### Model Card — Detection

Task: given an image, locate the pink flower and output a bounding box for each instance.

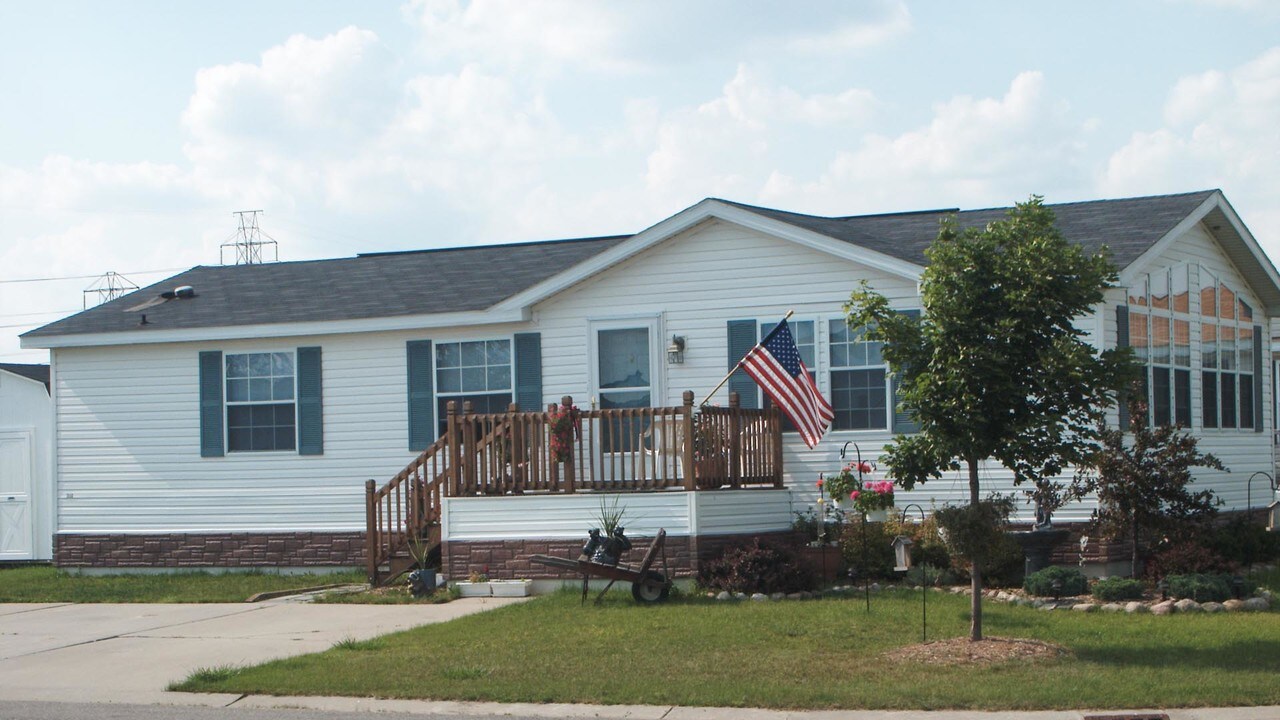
[816,479,824,489]
[850,490,860,500]
[857,461,873,475]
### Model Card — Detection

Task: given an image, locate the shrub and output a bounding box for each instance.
[1145,541,1233,580]
[1166,573,1232,603]
[982,532,1028,589]
[1210,517,1280,567]
[1092,577,1146,601]
[697,539,817,594]
[1024,566,1088,597]
[839,519,897,580]
[933,496,1016,570]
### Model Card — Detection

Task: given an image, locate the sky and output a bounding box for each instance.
[3,0,1280,362]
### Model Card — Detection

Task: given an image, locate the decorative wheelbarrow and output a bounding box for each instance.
[531,528,673,604]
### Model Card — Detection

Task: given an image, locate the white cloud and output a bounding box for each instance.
[1101,46,1280,248]
[756,71,1095,214]
[783,1,911,54]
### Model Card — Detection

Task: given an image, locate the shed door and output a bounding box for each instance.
[0,431,33,560]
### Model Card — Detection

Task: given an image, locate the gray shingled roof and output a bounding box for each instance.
[23,191,1218,339]
[23,235,630,338]
[721,190,1217,268]
[0,362,50,391]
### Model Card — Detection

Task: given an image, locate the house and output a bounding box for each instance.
[0,363,53,562]
[19,190,1280,579]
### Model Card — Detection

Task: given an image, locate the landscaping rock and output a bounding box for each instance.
[996,591,1014,602]
[786,592,803,600]
[1223,599,1245,612]
[769,592,785,601]
[1202,601,1225,613]
[750,593,767,602]
[1124,601,1145,614]
[1150,601,1175,616]
[1174,599,1201,613]
[1243,597,1270,612]
[1038,602,1058,611]
[1072,603,1097,612]
[1101,603,1124,613]
[733,592,747,600]
[800,591,813,599]
[870,583,881,592]
[716,591,731,601]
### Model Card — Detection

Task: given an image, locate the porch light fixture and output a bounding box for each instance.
[666,335,686,364]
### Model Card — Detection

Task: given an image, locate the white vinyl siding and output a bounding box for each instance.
[48,216,1275,538]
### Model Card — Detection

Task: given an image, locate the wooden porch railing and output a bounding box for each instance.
[365,390,783,582]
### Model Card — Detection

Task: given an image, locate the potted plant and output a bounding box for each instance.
[489,578,533,597]
[823,461,895,521]
[404,535,437,597]
[583,496,632,566]
[455,569,492,597]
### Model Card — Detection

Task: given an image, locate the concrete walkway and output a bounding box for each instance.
[0,597,524,705]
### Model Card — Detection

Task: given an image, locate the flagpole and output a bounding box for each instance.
[697,309,794,407]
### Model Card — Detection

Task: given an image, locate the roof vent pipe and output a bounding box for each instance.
[174,286,195,298]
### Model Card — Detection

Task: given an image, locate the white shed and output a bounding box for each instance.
[0,363,53,561]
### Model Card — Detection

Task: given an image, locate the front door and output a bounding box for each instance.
[589,318,660,480]
[0,431,33,560]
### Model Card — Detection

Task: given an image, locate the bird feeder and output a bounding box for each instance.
[891,535,914,573]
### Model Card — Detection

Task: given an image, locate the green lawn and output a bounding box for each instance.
[173,588,1280,710]
[0,565,366,603]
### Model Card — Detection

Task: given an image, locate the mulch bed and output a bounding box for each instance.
[884,636,1069,666]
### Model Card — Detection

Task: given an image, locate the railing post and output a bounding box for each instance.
[365,479,378,584]
[508,402,523,493]
[771,407,785,488]
[561,395,576,494]
[728,391,741,489]
[462,400,476,493]
[446,401,460,496]
[682,390,697,491]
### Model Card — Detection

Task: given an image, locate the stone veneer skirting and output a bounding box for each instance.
[54,532,366,568]
[443,530,802,580]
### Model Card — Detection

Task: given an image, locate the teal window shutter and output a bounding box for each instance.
[296,347,323,455]
[514,332,543,411]
[891,310,921,434]
[407,340,434,450]
[727,320,759,408]
[1253,324,1263,432]
[1116,305,1130,430]
[198,351,224,457]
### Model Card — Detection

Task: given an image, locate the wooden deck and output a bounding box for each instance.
[365,391,783,583]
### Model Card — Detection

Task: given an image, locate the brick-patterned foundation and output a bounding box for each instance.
[443,530,801,580]
[54,532,365,568]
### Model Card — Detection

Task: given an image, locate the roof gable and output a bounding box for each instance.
[0,363,50,392]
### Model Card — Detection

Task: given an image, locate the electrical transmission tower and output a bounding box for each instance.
[82,272,139,309]
[220,210,279,265]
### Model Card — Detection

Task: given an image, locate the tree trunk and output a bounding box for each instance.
[1130,522,1139,579]
[968,457,983,642]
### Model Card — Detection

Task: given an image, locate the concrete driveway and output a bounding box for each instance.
[0,597,524,706]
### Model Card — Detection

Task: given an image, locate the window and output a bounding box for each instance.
[225,352,296,452]
[760,320,815,432]
[829,319,888,430]
[435,339,512,435]
[596,327,652,453]
[1129,267,1192,427]
[1200,272,1254,429]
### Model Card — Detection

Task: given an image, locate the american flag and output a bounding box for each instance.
[740,320,833,448]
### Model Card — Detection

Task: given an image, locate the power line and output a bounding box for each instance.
[0,266,189,285]
[0,309,80,318]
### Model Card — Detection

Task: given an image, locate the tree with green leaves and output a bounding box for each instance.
[845,197,1133,641]
[1075,397,1224,578]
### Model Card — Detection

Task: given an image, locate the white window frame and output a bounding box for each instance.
[433,336,515,433]
[826,316,891,432]
[223,349,298,454]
